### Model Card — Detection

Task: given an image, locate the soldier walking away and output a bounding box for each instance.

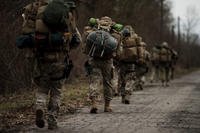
[134,42,150,91]
[83,16,123,113]
[150,46,161,83]
[117,25,146,104]
[170,49,178,80]
[17,0,81,129]
[158,42,172,87]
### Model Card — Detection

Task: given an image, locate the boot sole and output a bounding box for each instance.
[36,109,45,128]
[125,100,130,104]
[104,109,113,112]
[90,108,98,114]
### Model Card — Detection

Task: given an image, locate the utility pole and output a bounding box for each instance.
[160,0,164,43]
[177,16,181,45]
[171,25,175,44]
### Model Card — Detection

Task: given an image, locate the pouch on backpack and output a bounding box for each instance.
[16,34,34,49]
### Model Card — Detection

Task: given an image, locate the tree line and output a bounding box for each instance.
[0,0,200,94]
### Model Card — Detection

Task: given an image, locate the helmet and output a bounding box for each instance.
[140,42,146,47]
[124,25,135,35]
[84,26,92,32]
[162,42,168,48]
[122,28,131,37]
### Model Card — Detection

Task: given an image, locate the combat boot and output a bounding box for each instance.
[165,82,169,87]
[48,114,58,130]
[35,109,45,128]
[90,99,98,114]
[124,95,130,104]
[104,100,112,112]
[122,95,130,104]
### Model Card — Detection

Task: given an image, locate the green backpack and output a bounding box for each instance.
[42,0,70,31]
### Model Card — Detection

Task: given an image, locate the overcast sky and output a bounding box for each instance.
[171,0,200,34]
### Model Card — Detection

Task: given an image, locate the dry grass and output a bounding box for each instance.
[0,79,90,131]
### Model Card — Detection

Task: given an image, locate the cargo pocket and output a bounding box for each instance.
[49,63,65,81]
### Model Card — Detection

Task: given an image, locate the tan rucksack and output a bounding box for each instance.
[137,42,147,64]
[120,34,146,63]
[159,47,172,62]
[22,2,40,34]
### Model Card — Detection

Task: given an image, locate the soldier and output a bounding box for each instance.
[117,25,139,104]
[170,49,178,79]
[158,42,172,87]
[20,0,81,129]
[83,16,123,113]
[134,42,150,90]
[150,45,161,83]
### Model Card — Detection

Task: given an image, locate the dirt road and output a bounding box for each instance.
[26,71,200,133]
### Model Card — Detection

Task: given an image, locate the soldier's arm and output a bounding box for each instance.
[111,31,123,59]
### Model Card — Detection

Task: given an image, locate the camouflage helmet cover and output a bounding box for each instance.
[140,42,146,47]
[123,25,135,35]
[162,41,169,47]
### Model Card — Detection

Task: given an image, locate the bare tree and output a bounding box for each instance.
[183,6,200,45]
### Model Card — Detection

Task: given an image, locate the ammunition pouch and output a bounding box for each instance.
[16,34,35,49]
[84,60,93,76]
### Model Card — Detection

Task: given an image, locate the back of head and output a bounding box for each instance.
[162,42,169,48]
[121,28,131,37]
[140,42,146,47]
[124,25,135,35]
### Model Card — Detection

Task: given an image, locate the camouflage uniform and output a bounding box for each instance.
[134,43,150,90]
[158,42,172,86]
[150,46,160,83]
[88,58,114,109]
[84,16,122,113]
[117,25,137,104]
[118,62,135,104]
[22,0,80,129]
[170,49,178,79]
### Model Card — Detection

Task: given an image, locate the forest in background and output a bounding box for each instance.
[0,0,200,94]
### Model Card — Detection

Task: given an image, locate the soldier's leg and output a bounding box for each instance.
[100,60,114,112]
[135,66,143,90]
[170,66,174,79]
[159,65,165,86]
[150,65,156,83]
[118,67,126,103]
[88,68,101,113]
[165,66,170,86]
[112,66,120,96]
[124,72,135,104]
[48,84,61,130]
[155,66,160,82]
[44,61,65,129]
[35,88,48,128]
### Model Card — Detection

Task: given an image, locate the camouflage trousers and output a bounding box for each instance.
[118,63,135,98]
[135,64,148,90]
[150,64,160,82]
[32,56,65,123]
[88,58,114,102]
[112,66,120,95]
[159,62,170,85]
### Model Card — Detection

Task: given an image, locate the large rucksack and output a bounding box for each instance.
[120,36,137,62]
[119,34,145,63]
[16,0,76,49]
[159,47,172,62]
[42,0,70,32]
[85,30,118,59]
